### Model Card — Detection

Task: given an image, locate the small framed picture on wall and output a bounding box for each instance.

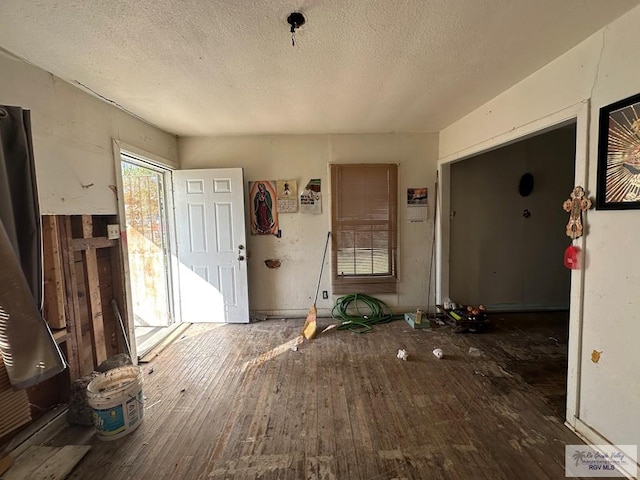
[596,92,640,210]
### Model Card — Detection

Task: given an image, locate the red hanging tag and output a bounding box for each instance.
[564,245,580,270]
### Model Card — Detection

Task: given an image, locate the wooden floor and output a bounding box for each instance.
[48,312,590,479]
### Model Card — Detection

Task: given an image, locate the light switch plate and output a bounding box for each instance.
[107,224,120,240]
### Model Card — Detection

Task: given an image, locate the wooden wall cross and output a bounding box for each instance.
[562,186,592,239]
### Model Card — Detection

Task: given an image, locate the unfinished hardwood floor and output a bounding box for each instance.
[50,313,588,479]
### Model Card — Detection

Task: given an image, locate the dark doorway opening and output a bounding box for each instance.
[448,123,576,420]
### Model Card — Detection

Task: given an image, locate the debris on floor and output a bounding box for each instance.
[436,301,489,333]
[66,373,99,426]
[145,399,162,410]
[468,347,484,357]
[396,349,409,361]
[250,312,269,322]
[432,348,443,359]
[241,336,304,372]
[321,324,339,334]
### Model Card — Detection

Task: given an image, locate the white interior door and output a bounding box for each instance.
[173,168,249,323]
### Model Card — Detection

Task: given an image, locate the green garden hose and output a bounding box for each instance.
[331,293,397,333]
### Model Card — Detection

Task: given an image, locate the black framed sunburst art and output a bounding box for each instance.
[597,92,640,209]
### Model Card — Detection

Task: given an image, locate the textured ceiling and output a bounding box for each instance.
[0,1,638,136]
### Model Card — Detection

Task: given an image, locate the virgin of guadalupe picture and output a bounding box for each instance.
[249,181,279,235]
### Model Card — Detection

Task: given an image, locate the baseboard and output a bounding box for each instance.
[567,418,638,479]
[484,304,570,312]
[250,306,440,321]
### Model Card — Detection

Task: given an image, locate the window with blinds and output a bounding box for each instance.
[331,163,398,294]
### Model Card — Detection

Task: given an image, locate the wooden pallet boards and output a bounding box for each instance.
[2,445,91,480]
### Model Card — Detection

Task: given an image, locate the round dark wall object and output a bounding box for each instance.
[519,173,534,197]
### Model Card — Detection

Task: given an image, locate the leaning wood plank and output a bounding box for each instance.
[58,216,85,379]
[2,446,59,480]
[42,216,66,329]
[29,446,91,480]
[83,249,107,366]
[0,453,12,476]
[108,230,127,355]
[81,215,108,366]
[2,445,90,480]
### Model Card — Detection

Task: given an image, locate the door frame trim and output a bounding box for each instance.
[436,100,589,430]
[112,139,180,361]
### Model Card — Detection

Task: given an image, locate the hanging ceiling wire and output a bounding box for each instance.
[287,12,306,47]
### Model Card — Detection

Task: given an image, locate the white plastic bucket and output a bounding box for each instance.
[86,366,144,441]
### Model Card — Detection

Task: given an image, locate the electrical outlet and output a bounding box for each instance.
[322,291,328,299]
[107,224,120,240]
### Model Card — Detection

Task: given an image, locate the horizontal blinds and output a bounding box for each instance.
[0,357,32,439]
[331,164,397,294]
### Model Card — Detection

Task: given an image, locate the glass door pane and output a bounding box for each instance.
[121,160,172,328]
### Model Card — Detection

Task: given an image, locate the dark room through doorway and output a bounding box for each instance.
[448,123,576,419]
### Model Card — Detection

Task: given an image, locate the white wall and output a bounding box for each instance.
[439,6,640,451]
[0,50,178,215]
[179,133,438,317]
